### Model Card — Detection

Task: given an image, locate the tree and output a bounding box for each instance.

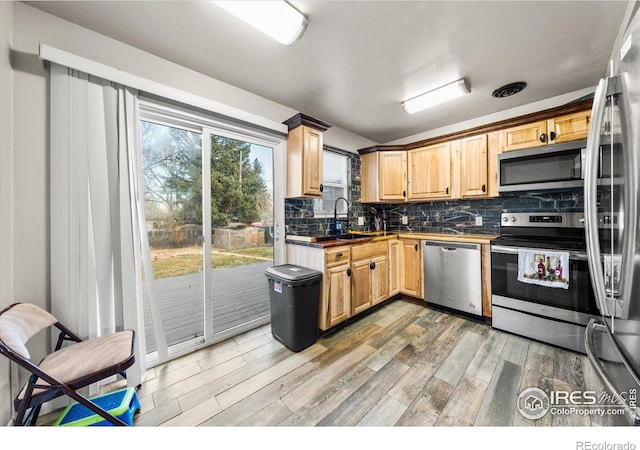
[141,122,270,229]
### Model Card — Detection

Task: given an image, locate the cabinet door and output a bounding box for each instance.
[400,239,423,298]
[378,151,407,201]
[322,263,351,330]
[408,143,451,199]
[360,152,378,203]
[389,240,400,296]
[302,126,324,196]
[371,255,389,305]
[500,120,548,152]
[547,110,591,144]
[351,259,373,315]
[460,134,488,198]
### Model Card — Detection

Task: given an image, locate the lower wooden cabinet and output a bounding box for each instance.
[388,239,400,296]
[350,243,389,315]
[323,263,351,329]
[351,258,373,315]
[400,238,423,298]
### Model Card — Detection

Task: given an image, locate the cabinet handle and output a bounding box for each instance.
[549,131,556,141]
[336,252,343,257]
[414,243,418,251]
[346,267,351,277]
[369,261,376,270]
[540,133,546,143]
[402,190,406,198]
[481,184,486,193]
[446,187,449,195]
[319,184,324,193]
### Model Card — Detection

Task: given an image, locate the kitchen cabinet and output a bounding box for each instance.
[400,238,423,298]
[388,239,400,296]
[283,114,331,199]
[286,238,395,331]
[546,110,591,144]
[360,149,408,202]
[460,134,488,198]
[408,142,452,200]
[350,241,389,315]
[500,109,591,152]
[324,263,351,329]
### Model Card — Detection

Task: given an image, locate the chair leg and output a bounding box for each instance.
[26,404,43,426]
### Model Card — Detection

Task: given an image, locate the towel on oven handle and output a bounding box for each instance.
[517,249,569,289]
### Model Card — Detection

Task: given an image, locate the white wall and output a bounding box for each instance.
[0,0,14,426]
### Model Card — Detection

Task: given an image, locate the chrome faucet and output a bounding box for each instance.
[333,196,350,234]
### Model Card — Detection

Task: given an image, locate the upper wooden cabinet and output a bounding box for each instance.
[360,147,408,203]
[460,134,488,198]
[499,120,548,152]
[408,142,452,200]
[284,114,331,199]
[547,110,591,144]
[500,109,591,152]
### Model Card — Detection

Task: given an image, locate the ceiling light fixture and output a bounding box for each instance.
[214,1,308,45]
[402,78,470,114]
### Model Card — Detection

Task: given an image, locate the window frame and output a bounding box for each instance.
[313,150,350,218]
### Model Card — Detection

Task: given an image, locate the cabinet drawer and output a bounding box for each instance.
[325,246,351,267]
[351,241,388,261]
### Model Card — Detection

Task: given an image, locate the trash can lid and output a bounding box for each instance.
[265,264,322,283]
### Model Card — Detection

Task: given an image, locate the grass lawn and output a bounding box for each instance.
[152,246,273,279]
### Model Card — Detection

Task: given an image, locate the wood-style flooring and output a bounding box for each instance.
[41,298,610,426]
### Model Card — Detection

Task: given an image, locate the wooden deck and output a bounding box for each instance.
[143,261,273,352]
[123,299,616,427]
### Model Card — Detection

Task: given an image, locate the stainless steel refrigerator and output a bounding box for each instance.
[584,1,640,426]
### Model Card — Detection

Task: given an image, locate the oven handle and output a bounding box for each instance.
[584,76,610,316]
[490,245,588,261]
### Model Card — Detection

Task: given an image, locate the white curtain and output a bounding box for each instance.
[49,63,146,388]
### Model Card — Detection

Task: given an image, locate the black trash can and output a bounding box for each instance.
[265,264,322,352]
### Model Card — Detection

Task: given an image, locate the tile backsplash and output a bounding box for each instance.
[285,148,585,237]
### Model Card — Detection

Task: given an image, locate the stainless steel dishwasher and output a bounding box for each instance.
[423,240,482,316]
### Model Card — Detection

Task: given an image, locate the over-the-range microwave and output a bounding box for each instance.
[497,138,622,192]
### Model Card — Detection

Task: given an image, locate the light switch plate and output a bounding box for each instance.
[358,216,364,226]
[475,216,483,226]
[402,216,408,225]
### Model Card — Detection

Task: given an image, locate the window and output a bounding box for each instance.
[314,151,349,217]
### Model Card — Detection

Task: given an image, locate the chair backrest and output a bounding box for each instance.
[0,303,57,360]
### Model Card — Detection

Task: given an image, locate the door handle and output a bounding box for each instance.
[369,261,376,270]
[481,184,486,193]
[346,267,351,277]
[585,76,610,317]
[319,184,324,193]
[402,190,406,198]
[414,243,418,251]
[549,131,556,141]
[336,252,343,257]
[540,133,546,143]
[445,187,449,195]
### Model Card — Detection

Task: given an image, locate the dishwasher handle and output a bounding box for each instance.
[423,241,480,251]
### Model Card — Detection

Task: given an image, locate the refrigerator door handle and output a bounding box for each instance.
[616,74,636,320]
[585,319,640,426]
[585,77,611,317]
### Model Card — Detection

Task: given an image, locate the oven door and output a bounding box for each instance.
[491,245,599,316]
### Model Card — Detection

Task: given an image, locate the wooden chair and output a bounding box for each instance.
[0,303,136,426]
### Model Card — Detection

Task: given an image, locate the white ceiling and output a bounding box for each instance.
[25,1,628,143]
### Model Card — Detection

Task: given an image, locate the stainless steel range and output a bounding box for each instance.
[491,211,609,353]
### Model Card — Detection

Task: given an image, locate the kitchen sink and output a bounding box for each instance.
[313,233,376,242]
[335,233,376,241]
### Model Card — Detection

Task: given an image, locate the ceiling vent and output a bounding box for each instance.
[492,82,527,98]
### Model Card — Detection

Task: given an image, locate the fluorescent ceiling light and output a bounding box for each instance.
[402,78,470,114]
[214,1,308,45]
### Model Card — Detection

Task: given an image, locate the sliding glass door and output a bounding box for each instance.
[139,106,284,365]
[205,132,274,337]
